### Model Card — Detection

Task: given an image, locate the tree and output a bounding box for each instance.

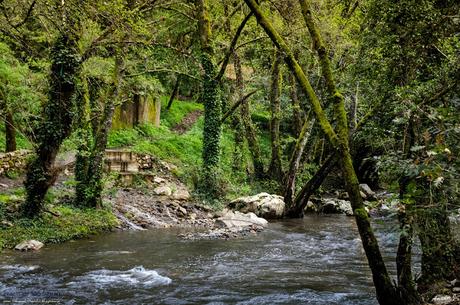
[243,0,403,303]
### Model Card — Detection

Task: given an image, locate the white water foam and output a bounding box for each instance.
[0,264,39,273]
[67,266,171,289]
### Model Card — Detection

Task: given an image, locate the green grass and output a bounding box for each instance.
[0,187,118,250]
[107,97,275,200]
[159,96,203,128]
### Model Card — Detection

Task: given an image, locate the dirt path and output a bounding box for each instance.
[171,110,203,134]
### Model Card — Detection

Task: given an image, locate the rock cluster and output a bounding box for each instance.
[137,154,155,171]
[179,210,267,240]
[228,193,285,219]
[14,240,44,251]
[0,150,31,176]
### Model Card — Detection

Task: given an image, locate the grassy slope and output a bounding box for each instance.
[108,97,272,198]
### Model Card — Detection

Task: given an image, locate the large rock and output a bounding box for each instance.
[228,193,285,219]
[15,240,44,251]
[359,184,376,201]
[320,198,353,216]
[215,211,268,229]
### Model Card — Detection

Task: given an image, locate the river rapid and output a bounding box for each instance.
[0,215,415,305]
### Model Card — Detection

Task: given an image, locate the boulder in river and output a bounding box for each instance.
[15,240,44,251]
[228,193,285,219]
[320,198,353,216]
[215,210,268,229]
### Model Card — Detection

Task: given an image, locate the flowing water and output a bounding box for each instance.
[0,215,413,305]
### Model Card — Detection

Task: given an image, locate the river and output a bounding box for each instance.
[0,215,414,305]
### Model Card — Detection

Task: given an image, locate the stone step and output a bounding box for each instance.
[105,149,137,162]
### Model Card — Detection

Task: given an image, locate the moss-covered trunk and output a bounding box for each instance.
[289,74,303,137]
[234,52,264,178]
[298,1,402,303]
[243,0,403,303]
[268,50,283,180]
[231,51,245,171]
[24,34,81,217]
[284,111,314,208]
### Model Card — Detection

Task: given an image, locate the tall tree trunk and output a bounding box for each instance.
[396,119,420,304]
[284,111,314,208]
[166,77,180,111]
[290,74,303,137]
[24,34,81,217]
[196,0,222,196]
[243,1,403,303]
[75,53,122,208]
[133,94,140,126]
[397,177,420,304]
[5,110,16,152]
[297,1,402,303]
[223,1,244,171]
[234,53,264,178]
[268,50,283,180]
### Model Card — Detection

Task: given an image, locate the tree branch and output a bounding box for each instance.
[221,89,257,124]
[215,12,253,83]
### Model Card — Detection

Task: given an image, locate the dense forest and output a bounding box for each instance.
[0,0,459,304]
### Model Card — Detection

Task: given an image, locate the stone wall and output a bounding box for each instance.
[0,150,32,176]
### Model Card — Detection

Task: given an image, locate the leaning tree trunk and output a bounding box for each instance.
[283,111,314,208]
[24,34,81,217]
[298,1,402,303]
[243,0,403,303]
[268,50,283,180]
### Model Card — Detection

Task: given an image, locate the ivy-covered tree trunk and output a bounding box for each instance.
[75,54,122,208]
[244,0,403,303]
[23,34,81,217]
[196,0,222,196]
[268,50,283,180]
[4,110,16,152]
